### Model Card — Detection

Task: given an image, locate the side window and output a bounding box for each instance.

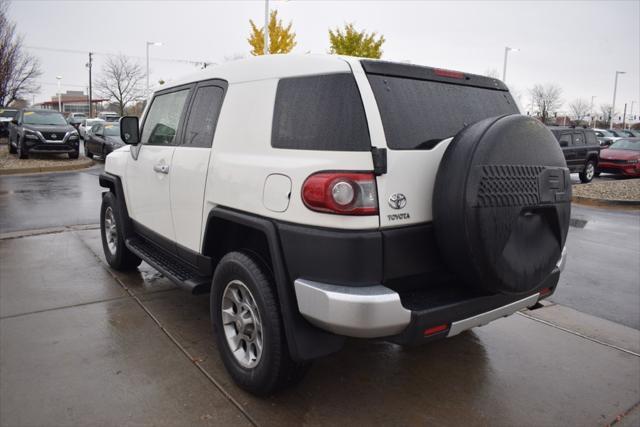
[595,131,603,137]
[272,73,370,151]
[93,124,102,135]
[183,85,224,148]
[559,134,572,147]
[573,132,584,145]
[141,89,190,146]
[585,131,597,145]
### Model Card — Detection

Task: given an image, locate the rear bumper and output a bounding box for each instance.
[293,247,566,340]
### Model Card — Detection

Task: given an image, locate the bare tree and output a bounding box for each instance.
[599,104,618,127]
[569,98,590,124]
[96,54,144,116]
[484,68,500,79]
[529,83,563,124]
[0,0,42,107]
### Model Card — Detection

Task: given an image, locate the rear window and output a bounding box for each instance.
[271,73,370,151]
[367,75,518,150]
[585,131,598,145]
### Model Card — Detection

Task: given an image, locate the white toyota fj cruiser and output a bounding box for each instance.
[100,55,570,395]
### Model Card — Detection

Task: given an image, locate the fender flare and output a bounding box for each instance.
[203,207,345,362]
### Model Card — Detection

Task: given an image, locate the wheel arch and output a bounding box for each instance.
[99,173,134,238]
[202,207,345,362]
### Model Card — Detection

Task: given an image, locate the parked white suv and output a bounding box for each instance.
[99,55,570,395]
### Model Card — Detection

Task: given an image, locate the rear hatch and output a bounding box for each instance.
[358,60,520,228]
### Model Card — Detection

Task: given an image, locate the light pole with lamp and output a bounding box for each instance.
[56,76,62,112]
[146,41,162,95]
[611,70,625,128]
[502,46,519,82]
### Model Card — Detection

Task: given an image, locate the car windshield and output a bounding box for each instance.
[0,109,18,118]
[103,124,120,136]
[609,139,640,151]
[23,111,67,126]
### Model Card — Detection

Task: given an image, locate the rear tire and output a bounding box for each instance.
[8,141,16,154]
[100,192,142,270]
[211,251,310,396]
[69,151,79,159]
[580,160,596,183]
[85,143,93,158]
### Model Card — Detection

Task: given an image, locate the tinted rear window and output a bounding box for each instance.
[271,73,370,151]
[585,131,597,145]
[367,75,518,150]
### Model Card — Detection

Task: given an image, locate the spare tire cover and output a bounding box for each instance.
[433,114,571,295]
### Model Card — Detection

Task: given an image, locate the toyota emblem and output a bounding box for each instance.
[50,134,57,139]
[388,193,407,210]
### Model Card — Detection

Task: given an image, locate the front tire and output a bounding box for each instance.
[8,140,16,154]
[100,192,141,270]
[580,160,596,183]
[211,251,310,395]
[17,138,28,159]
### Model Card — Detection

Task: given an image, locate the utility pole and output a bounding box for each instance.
[87,52,93,118]
[590,95,596,128]
[611,70,625,128]
[502,46,519,83]
[622,103,627,129]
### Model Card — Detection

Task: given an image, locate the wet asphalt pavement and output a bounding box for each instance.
[0,164,639,426]
[0,162,104,233]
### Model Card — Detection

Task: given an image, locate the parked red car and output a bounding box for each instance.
[597,138,640,177]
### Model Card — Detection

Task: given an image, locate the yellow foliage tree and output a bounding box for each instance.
[329,23,385,59]
[248,10,297,56]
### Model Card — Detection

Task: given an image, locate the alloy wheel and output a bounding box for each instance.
[221,280,264,369]
[104,207,118,255]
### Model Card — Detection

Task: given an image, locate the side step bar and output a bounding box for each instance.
[125,236,211,295]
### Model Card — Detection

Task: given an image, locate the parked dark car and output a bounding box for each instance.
[549,126,601,183]
[615,129,640,138]
[84,122,124,158]
[597,138,640,177]
[8,109,80,159]
[0,108,18,137]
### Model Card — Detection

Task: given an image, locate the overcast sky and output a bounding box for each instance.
[8,0,640,118]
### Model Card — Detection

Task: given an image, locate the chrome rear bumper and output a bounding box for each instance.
[293,248,566,339]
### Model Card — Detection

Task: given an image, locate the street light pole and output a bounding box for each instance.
[87,52,93,118]
[56,76,62,112]
[590,95,596,128]
[502,46,519,83]
[611,70,625,128]
[264,0,269,55]
[146,41,162,95]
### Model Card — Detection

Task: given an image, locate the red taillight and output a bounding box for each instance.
[302,172,378,215]
[539,287,553,298]
[424,324,449,336]
[434,68,465,79]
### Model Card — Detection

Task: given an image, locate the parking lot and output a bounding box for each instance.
[1,162,639,426]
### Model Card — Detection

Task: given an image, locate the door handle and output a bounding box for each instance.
[153,163,169,174]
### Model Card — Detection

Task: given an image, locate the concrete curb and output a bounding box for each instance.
[572,195,640,207]
[0,159,94,175]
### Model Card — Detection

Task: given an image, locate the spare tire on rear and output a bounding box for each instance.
[433,114,571,295]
